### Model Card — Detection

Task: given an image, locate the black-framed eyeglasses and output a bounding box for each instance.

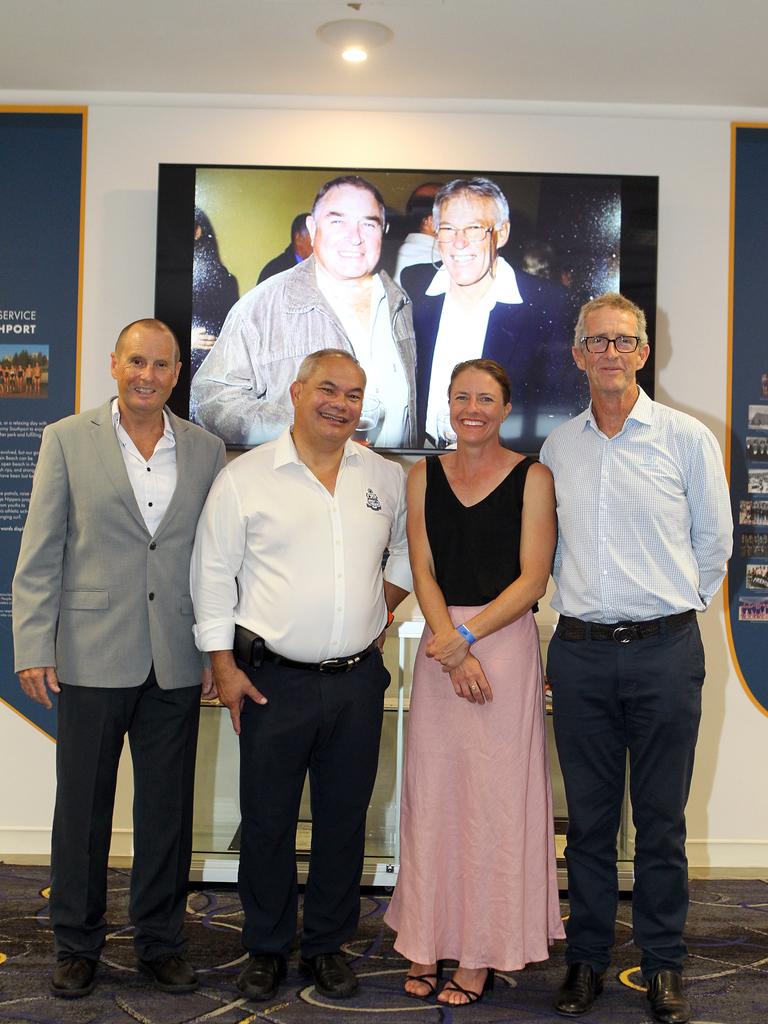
[435,224,495,243]
[580,334,641,353]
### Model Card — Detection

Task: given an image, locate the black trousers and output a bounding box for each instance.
[50,668,201,961]
[547,617,704,977]
[237,650,389,959]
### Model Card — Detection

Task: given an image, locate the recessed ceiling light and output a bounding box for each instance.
[342,46,368,63]
[317,19,393,63]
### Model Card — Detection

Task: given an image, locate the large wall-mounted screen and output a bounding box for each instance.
[155,164,657,454]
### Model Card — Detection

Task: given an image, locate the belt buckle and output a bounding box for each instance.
[319,656,358,673]
[612,624,637,644]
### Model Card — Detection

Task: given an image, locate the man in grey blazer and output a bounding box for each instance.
[12,319,226,999]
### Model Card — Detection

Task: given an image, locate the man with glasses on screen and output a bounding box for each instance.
[539,294,732,1024]
[399,176,578,449]
[190,175,416,448]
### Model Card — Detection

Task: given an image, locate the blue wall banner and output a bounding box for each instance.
[727,123,768,716]
[0,107,86,740]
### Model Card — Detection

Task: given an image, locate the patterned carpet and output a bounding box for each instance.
[0,865,766,1023]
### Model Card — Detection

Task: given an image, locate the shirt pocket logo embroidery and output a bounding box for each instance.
[365,488,382,511]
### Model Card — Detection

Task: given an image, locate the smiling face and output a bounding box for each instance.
[110,323,180,424]
[436,193,510,297]
[572,305,650,401]
[448,367,512,445]
[289,353,366,448]
[307,184,384,282]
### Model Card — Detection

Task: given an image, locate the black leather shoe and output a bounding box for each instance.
[138,954,199,993]
[646,969,691,1023]
[51,957,97,998]
[236,954,286,1001]
[300,952,358,998]
[554,962,604,1016]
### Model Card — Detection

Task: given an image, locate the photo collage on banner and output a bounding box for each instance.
[727,124,768,713]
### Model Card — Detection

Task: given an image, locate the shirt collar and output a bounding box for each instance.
[425,256,523,305]
[273,425,363,470]
[314,262,383,305]
[111,397,174,441]
[583,385,653,433]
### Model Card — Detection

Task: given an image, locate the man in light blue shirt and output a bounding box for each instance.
[540,293,732,1024]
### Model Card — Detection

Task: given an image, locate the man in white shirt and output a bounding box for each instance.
[540,294,732,1024]
[191,349,411,1002]
[191,176,417,448]
[12,320,226,999]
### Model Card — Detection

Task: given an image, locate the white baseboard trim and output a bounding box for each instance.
[685,839,768,870]
[0,826,134,859]
[3,829,766,872]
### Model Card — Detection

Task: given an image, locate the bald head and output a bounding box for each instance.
[115,319,180,364]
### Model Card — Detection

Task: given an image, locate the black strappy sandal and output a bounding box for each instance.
[404,961,443,1000]
[438,967,495,1007]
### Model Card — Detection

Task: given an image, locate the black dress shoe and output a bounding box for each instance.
[138,954,199,993]
[300,952,358,998]
[236,954,286,1001]
[646,969,691,1024]
[554,962,604,1016]
[51,957,97,998]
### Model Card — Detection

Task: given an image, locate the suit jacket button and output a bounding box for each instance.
[149,542,156,550]
[148,592,155,600]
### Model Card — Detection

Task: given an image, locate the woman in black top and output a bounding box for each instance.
[385,358,564,1006]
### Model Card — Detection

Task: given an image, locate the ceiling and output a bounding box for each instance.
[2,0,768,109]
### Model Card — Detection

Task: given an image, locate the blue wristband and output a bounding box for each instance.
[456,623,477,645]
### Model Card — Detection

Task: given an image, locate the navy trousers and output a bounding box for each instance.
[547,617,704,976]
[237,649,389,959]
[50,669,201,962]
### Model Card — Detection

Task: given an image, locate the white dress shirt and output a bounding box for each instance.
[539,387,733,622]
[190,427,411,661]
[111,398,177,535]
[316,269,410,447]
[424,257,523,442]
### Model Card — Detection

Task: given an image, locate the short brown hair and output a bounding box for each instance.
[115,318,181,363]
[448,358,511,405]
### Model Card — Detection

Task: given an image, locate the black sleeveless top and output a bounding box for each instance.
[425,454,534,607]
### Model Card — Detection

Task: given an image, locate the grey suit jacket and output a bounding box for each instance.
[12,400,226,689]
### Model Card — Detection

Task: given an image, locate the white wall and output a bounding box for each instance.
[1,97,766,869]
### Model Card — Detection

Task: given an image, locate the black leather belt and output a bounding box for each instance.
[557,609,696,644]
[262,642,377,674]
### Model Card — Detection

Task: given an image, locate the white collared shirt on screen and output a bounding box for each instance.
[424,257,523,443]
[394,231,437,284]
[111,398,177,534]
[190,427,411,662]
[315,269,409,448]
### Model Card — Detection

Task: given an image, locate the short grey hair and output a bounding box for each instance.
[573,293,649,349]
[433,177,509,230]
[295,348,366,387]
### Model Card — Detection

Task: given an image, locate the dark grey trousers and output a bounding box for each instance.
[50,668,201,962]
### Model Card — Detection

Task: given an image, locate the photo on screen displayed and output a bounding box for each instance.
[155,164,658,453]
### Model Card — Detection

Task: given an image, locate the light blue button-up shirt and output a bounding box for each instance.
[540,387,733,623]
